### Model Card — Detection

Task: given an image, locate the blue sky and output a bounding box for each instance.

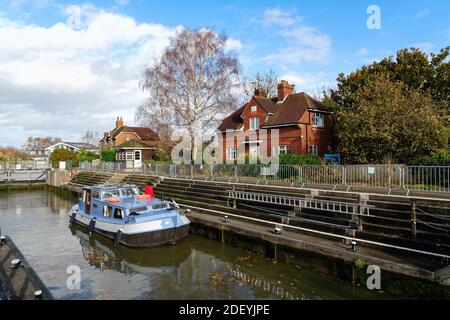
[0,0,449,146]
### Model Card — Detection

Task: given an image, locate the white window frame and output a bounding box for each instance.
[312,113,324,128]
[272,145,291,155]
[310,145,318,156]
[250,105,257,112]
[227,147,237,160]
[249,117,259,130]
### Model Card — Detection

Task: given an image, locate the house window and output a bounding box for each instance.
[249,117,259,130]
[227,147,237,160]
[116,152,125,161]
[312,113,324,127]
[272,145,291,155]
[310,145,318,156]
[134,150,141,160]
[251,106,257,112]
[126,152,133,160]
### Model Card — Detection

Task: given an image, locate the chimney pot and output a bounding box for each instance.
[277,80,295,101]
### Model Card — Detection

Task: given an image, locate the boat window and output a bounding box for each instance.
[102,190,120,199]
[92,191,100,199]
[114,208,124,220]
[122,188,136,197]
[131,207,147,213]
[152,203,168,210]
[103,206,113,218]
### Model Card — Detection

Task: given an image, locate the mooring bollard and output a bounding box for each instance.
[223,215,229,223]
[273,226,282,235]
[34,290,42,300]
[351,240,357,252]
[10,258,22,269]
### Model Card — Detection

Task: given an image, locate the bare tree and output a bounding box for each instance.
[137,28,240,161]
[244,69,278,98]
[81,130,100,146]
[23,136,62,151]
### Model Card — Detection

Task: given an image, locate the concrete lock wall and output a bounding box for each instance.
[46,169,72,187]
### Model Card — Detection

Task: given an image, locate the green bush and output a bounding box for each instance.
[412,150,450,166]
[77,148,99,163]
[101,149,115,162]
[278,153,322,165]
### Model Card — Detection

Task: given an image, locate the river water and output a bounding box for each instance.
[0,190,394,300]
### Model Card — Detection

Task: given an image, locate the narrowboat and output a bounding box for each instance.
[68,184,190,247]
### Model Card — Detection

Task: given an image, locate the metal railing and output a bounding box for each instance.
[0,160,51,170]
[77,162,450,194]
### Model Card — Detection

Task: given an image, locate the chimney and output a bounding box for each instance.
[254,88,268,98]
[277,80,295,101]
[115,116,124,128]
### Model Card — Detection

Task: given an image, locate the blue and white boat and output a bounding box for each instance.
[68,184,190,247]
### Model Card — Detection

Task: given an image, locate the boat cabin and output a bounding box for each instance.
[79,184,176,223]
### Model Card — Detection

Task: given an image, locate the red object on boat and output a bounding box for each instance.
[144,185,154,197]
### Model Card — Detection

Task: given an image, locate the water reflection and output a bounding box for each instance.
[69,224,307,300]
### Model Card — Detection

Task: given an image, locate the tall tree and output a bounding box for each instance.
[330,75,446,164]
[244,69,279,98]
[331,47,449,125]
[81,130,100,146]
[137,28,240,161]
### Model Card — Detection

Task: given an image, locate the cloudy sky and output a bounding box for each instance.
[0,0,449,147]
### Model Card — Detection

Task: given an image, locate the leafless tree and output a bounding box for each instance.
[23,136,62,151]
[243,69,279,98]
[137,28,240,161]
[81,130,100,146]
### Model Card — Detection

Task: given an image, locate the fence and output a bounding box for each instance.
[77,161,450,194]
[0,160,51,170]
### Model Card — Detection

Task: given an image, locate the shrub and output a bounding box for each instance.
[101,149,115,162]
[77,148,99,163]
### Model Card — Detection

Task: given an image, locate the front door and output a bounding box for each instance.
[134,150,142,168]
[249,145,259,159]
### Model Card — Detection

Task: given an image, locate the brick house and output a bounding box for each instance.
[100,117,160,168]
[218,80,333,161]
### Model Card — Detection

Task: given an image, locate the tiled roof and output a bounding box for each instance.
[111,126,159,141]
[64,142,99,150]
[114,140,156,149]
[217,104,247,131]
[218,92,325,130]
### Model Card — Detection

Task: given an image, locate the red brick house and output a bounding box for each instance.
[218,80,333,160]
[100,117,160,168]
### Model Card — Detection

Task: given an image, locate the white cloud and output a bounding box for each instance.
[262,8,299,27]
[279,72,332,92]
[0,5,182,146]
[262,24,331,64]
[225,38,243,52]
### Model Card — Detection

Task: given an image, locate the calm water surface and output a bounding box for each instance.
[0,190,394,300]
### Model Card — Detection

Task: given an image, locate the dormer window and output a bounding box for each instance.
[250,106,257,112]
[249,117,259,130]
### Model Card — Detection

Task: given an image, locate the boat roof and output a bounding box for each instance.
[82,183,138,191]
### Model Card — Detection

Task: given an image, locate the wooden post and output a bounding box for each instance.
[411,200,417,239]
[232,184,237,209]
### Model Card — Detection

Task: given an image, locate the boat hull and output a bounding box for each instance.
[70,216,190,248]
